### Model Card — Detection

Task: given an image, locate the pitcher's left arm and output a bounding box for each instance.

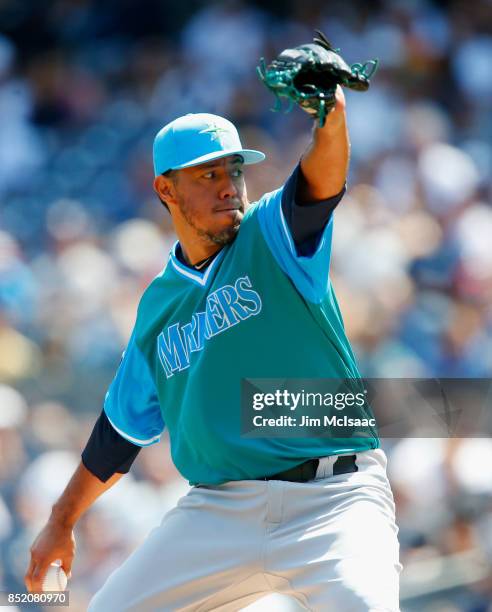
[298,85,349,203]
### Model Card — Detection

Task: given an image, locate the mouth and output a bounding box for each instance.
[215,205,243,213]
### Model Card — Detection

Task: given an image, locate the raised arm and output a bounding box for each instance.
[298,86,349,202]
[255,86,350,302]
[258,29,375,203]
[25,462,124,592]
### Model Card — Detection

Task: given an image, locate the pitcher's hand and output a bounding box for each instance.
[25,519,75,591]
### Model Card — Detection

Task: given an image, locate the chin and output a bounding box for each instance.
[209,222,241,246]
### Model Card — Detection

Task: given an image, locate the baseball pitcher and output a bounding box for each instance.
[26,34,401,611]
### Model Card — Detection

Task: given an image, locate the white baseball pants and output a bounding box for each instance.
[88,449,401,611]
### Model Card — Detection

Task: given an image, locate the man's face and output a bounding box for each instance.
[164,155,248,246]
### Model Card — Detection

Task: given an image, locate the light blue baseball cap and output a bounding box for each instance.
[153,113,265,176]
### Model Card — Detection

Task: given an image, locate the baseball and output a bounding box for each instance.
[41,562,67,592]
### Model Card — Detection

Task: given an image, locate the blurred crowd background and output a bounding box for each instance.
[1,0,492,610]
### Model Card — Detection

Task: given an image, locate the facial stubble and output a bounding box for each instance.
[177,193,245,246]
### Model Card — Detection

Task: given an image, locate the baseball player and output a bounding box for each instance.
[25,41,401,611]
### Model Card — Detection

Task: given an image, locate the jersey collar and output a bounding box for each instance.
[169,242,226,287]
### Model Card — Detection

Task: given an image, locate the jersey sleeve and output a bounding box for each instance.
[103,330,165,446]
[256,165,343,303]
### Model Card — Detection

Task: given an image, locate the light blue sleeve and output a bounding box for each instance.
[103,331,165,446]
[256,184,334,304]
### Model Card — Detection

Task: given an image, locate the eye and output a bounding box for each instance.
[202,171,215,179]
[231,168,243,178]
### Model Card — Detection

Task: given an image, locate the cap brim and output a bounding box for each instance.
[170,148,265,171]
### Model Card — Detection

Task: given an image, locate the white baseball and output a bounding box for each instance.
[41,562,68,592]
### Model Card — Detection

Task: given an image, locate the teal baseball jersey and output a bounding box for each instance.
[104,181,379,485]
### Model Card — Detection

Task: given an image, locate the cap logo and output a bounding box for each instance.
[199,124,229,143]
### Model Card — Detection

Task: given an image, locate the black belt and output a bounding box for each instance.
[264,455,358,483]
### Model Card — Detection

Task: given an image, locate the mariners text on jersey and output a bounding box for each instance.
[157,276,262,378]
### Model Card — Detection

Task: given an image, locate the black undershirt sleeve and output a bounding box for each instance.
[81,410,142,482]
[281,163,346,257]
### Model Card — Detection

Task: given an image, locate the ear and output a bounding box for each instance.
[153,175,177,207]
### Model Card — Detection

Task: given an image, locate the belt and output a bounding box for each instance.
[264,455,358,483]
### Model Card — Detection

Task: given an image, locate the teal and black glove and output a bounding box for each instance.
[257,30,378,127]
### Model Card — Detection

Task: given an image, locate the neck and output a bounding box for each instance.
[177,235,222,266]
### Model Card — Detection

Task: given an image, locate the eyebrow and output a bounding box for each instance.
[199,155,244,169]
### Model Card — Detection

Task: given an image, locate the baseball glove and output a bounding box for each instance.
[257,30,378,127]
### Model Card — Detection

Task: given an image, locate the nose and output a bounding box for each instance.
[218,175,239,200]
